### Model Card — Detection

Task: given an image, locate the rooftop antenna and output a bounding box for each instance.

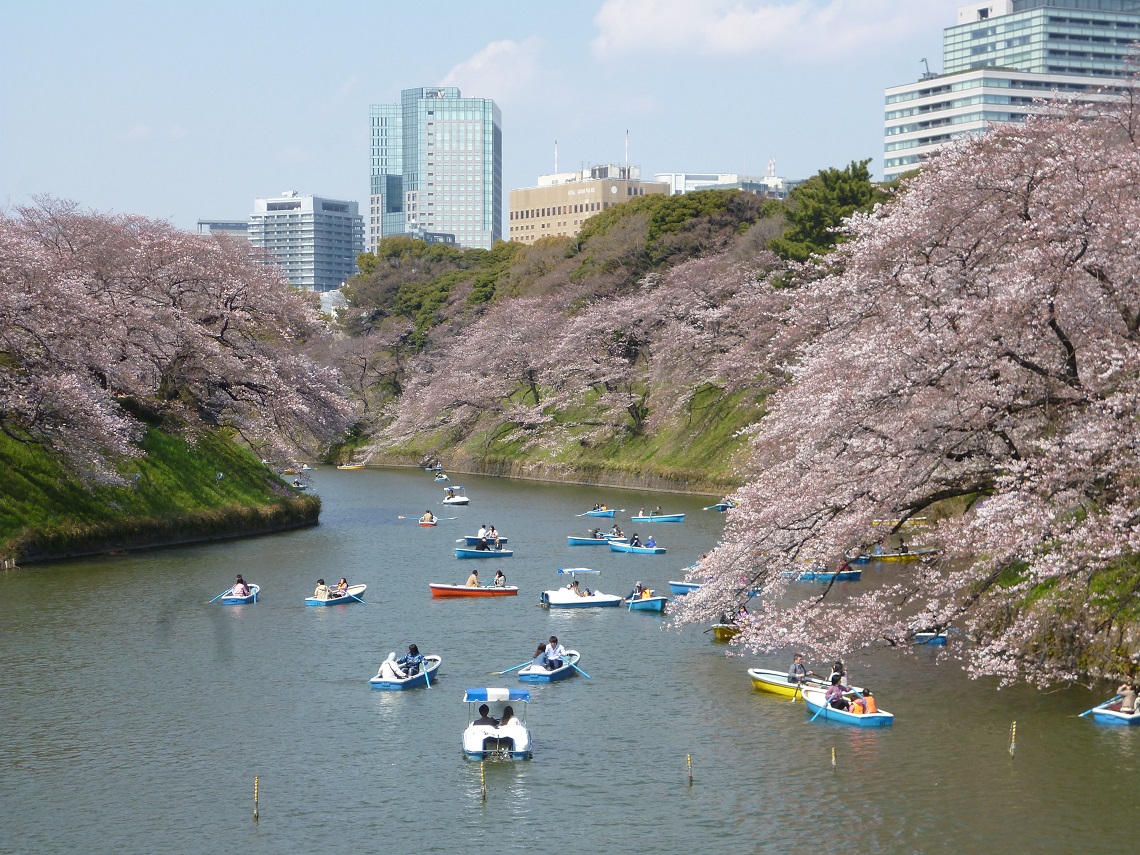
[625,130,629,178]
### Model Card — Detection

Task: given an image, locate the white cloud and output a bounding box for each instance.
[120,123,150,142]
[333,75,359,105]
[440,38,545,107]
[592,0,951,61]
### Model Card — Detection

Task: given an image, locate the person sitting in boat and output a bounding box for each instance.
[474,704,499,726]
[474,536,490,551]
[532,643,549,669]
[592,503,601,510]
[421,510,436,524]
[872,539,884,556]
[898,539,909,554]
[736,602,748,617]
[599,504,608,511]
[334,578,349,598]
[486,525,501,548]
[446,488,455,499]
[653,505,662,516]
[466,569,479,587]
[610,524,623,538]
[629,533,642,548]
[231,574,251,598]
[493,569,507,587]
[788,654,813,685]
[313,578,331,600]
[545,636,567,671]
[592,528,603,539]
[627,581,646,600]
[478,524,488,539]
[829,659,847,686]
[498,705,519,727]
[396,644,424,677]
[644,535,656,549]
[836,559,852,574]
[849,689,876,715]
[377,651,405,680]
[1119,680,1138,715]
[568,579,589,597]
[825,673,850,711]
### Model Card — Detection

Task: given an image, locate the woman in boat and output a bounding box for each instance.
[487,525,500,548]
[334,578,349,597]
[829,660,847,686]
[313,578,331,599]
[420,510,436,524]
[531,643,548,669]
[231,574,250,597]
[466,569,479,587]
[499,705,519,727]
[1118,680,1138,714]
[545,636,567,671]
[492,569,507,587]
[592,503,601,510]
[568,579,590,597]
[825,673,850,711]
[396,644,423,677]
[446,487,455,499]
[610,524,623,538]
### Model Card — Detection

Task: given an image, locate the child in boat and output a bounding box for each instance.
[850,690,877,715]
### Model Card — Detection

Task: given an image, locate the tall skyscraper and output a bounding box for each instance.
[369,86,502,251]
[248,192,364,292]
[884,1,1140,180]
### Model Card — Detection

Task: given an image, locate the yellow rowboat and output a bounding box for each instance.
[710,624,740,642]
[337,463,366,470]
[868,548,938,562]
[747,668,863,698]
[871,517,927,527]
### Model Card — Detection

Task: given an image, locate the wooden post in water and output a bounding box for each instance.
[253,776,259,820]
[831,747,836,772]
[480,761,486,802]
[687,754,693,785]
[1009,721,1016,760]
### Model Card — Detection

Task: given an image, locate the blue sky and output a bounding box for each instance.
[0,0,961,231]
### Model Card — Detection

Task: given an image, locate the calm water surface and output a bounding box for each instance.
[1,468,1136,854]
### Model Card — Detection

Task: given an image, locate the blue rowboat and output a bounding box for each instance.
[369,655,441,690]
[802,687,893,727]
[305,584,367,606]
[668,580,702,596]
[463,535,509,546]
[583,509,616,518]
[705,500,737,512]
[220,583,260,604]
[1085,696,1140,725]
[567,535,626,546]
[787,569,862,582]
[627,595,668,613]
[456,547,514,559]
[630,513,685,523]
[914,631,948,646]
[609,541,666,555]
[518,650,581,682]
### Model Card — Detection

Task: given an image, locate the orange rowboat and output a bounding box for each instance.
[429,583,519,599]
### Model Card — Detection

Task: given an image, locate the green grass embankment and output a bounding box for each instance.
[0,425,318,564]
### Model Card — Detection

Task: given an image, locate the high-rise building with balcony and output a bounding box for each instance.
[369,86,502,251]
[248,192,364,292]
[883,1,1140,179]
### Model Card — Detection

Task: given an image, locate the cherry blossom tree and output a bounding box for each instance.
[0,198,355,482]
[671,97,1140,685]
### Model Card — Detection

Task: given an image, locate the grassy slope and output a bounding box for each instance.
[0,425,318,563]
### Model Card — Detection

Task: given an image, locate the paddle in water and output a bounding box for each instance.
[495,661,532,675]
[568,660,591,679]
[1079,694,1122,717]
[208,588,233,603]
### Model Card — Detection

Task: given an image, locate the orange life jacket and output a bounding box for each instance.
[864,696,878,714]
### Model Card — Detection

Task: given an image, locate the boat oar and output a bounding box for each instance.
[495,661,532,675]
[809,699,827,721]
[348,593,366,604]
[1079,694,1120,717]
[208,588,232,603]
[422,663,431,689]
[790,685,801,703]
[568,660,591,679]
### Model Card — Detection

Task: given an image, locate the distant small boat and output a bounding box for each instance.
[337,463,365,470]
[609,541,666,555]
[305,584,366,606]
[705,500,737,512]
[424,463,442,472]
[434,473,450,482]
[462,535,509,546]
[802,687,893,727]
[853,548,938,563]
[630,513,684,523]
[300,464,313,471]
[369,655,441,690]
[518,650,581,682]
[668,580,702,596]
[420,519,438,527]
[786,569,862,582]
[626,594,668,613]
[429,583,519,598]
[710,624,740,642]
[456,547,513,559]
[540,568,623,608]
[220,583,260,605]
[582,508,616,518]
[914,632,948,646]
[567,535,625,546]
[1084,696,1140,725]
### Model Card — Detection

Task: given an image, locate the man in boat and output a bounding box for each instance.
[545,636,567,671]
[898,539,909,554]
[610,524,623,538]
[313,578,331,600]
[629,533,642,548]
[644,535,656,549]
[788,654,813,685]
[1119,680,1138,715]
[474,704,499,726]
[231,574,250,598]
[466,569,479,587]
[592,528,603,539]
[627,581,646,600]
[421,510,436,524]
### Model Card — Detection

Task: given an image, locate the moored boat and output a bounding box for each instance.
[609,541,666,555]
[462,688,532,760]
[369,655,442,690]
[456,546,514,559]
[442,486,470,505]
[429,583,519,598]
[629,513,685,523]
[220,583,260,605]
[305,584,367,606]
[518,650,581,682]
[801,687,893,726]
[540,568,623,608]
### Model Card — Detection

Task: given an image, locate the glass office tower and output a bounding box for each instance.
[369,86,502,251]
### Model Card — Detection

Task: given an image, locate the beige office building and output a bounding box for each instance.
[509,165,669,244]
